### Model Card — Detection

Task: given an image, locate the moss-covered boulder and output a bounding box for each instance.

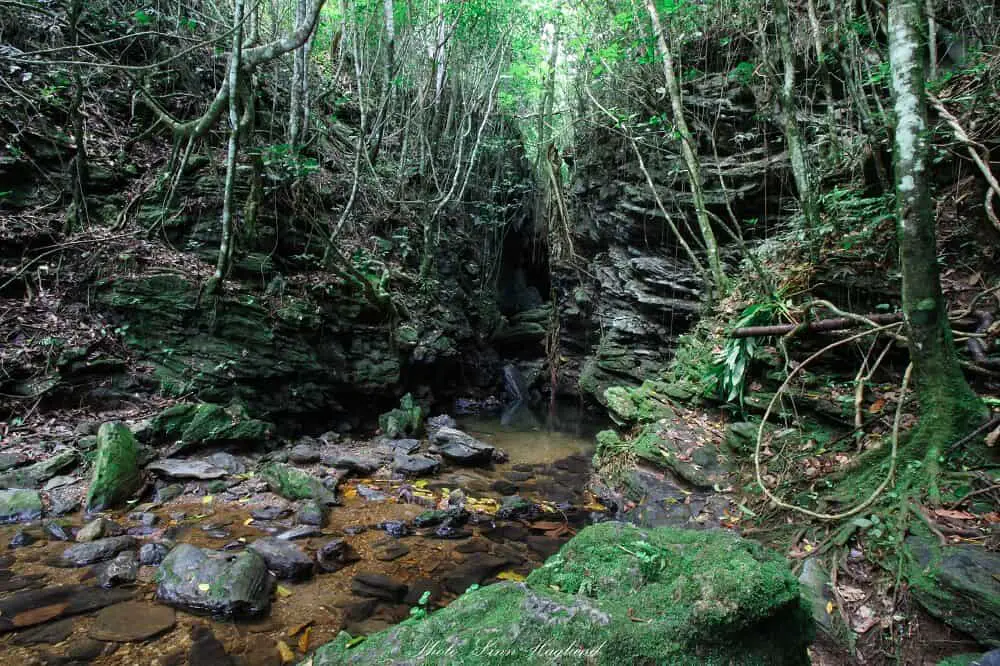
[905,535,1000,646]
[85,422,142,513]
[0,488,43,524]
[150,402,271,455]
[308,522,811,665]
[630,423,732,489]
[260,463,337,505]
[378,393,423,439]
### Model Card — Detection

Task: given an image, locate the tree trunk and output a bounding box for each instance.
[214,0,246,284]
[773,0,817,229]
[645,0,726,293]
[888,0,985,488]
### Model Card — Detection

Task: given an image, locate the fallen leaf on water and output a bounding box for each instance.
[298,626,312,653]
[198,583,211,592]
[496,570,526,582]
[583,501,607,512]
[276,585,292,598]
[202,495,214,505]
[277,640,295,663]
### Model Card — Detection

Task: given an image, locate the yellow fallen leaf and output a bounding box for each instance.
[496,570,526,582]
[202,495,214,505]
[804,543,814,552]
[243,518,254,526]
[276,585,292,598]
[298,626,312,653]
[825,601,834,615]
[277,640,295,663]
[414,479,429,489]
[288,621,313,637]
[583,502,608,512]
[198,583,211,592]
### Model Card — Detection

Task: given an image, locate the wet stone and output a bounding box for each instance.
[491,480,519,495]
[351,573,408,602]
[147,459,227,480]
[295,500,325,527]
[155,545,273,618]
[58,536,137,567]
[0,585,132,632]
[89,601,175,642]
[248,537,314,580]
[9,530,36,548]
[380,520,408,538]
[433,521,472,540]
[96,550,138,587]
[11,617,74,645]
[140,542,170,566]
[276,525,320,541]
[128,512,158,527]
[373,540,410,561]
[0,452,27,472]
[44,521,72,541]
[316,539,359,573]
[76,518,123,543]
[392,453,440,477]
[155,484,185,503]
[343,525,366,535]
[251,506,290,521]
[204,452,247,475]
[0,488,43,524]
[66,638,109,660]
[188,624,235,666]
[289,444,320,464]
[430,427,495,465]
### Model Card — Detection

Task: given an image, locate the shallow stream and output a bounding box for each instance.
[0,410,604,665]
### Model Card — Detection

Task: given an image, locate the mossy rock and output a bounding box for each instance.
[631,424,732,489]
[905,535,1000,646]
[378,393,423,439]
[85,422,141,513]
[0,488,43,524]
[260,463,336,505]
[151,402,271,454]
[309,522,811,665]
[0,450,79,489]
[604,381,678,426]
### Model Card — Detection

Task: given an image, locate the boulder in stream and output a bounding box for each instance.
[155,544,273,618]
[85,422,142,513]
[260,462,337,505]
[430,427,495,465]
[392,453,440,476]
[57,536,137,567]
[248,537,314,580]
[0,450,78,489]
[0,489,42,524]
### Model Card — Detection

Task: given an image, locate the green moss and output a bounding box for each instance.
[151,402,271,452]
[85,422,141,513]
[604,380,678,425]
[260,463,336,505]
[310,523,811,666]
[378,393,423,438]
[0,488,44,524]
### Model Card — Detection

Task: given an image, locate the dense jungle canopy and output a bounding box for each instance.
[0,0,999,664]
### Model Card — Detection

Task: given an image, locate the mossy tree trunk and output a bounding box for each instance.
[888,0,986,496]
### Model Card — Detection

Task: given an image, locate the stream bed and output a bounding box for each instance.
[0,410,606,666]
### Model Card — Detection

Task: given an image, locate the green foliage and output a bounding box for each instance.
[710,298,789,405]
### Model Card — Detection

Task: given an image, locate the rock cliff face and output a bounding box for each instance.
[554,74,788,404]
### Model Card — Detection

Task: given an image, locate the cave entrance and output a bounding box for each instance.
[496,223,551,316]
